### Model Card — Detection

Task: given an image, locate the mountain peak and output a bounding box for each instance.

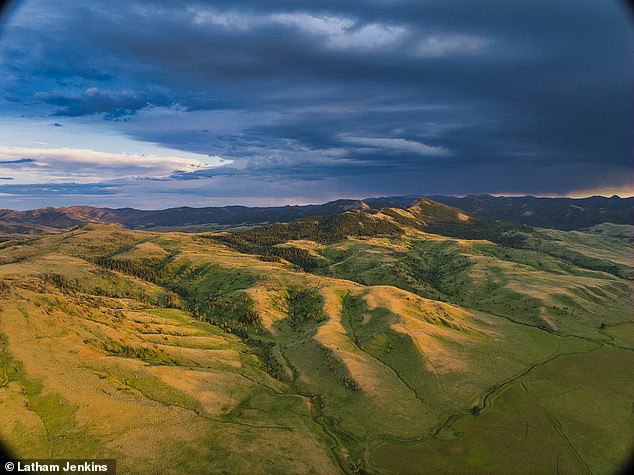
[407,197,472,222]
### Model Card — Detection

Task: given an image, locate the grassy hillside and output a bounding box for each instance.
[0,205,632,474]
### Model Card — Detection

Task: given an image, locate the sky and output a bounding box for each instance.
[0,0,632,209]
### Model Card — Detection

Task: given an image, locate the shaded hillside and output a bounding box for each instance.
[0,199,371,234]
[0,207,89,234]
[429,194,634,229]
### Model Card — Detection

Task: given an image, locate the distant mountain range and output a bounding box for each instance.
[0,199,371,234]
[428,195,634,230]
[0,194,632,235]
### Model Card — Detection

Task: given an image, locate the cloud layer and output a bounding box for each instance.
[0,0,631,207]
[0,145,223,183]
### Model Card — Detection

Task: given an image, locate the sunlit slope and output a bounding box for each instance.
[0,253,336,474]
[0,210,632,474]
[315,212,632,338]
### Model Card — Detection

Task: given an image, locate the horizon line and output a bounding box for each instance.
[1,193,633,213]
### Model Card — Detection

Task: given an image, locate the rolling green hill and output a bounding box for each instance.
[0,200,632,474]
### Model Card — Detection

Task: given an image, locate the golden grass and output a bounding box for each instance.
[0,281,335,473]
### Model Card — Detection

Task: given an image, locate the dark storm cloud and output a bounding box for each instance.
[34,88,174,118]
[0,158,34,165]
[0,0,631,206]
